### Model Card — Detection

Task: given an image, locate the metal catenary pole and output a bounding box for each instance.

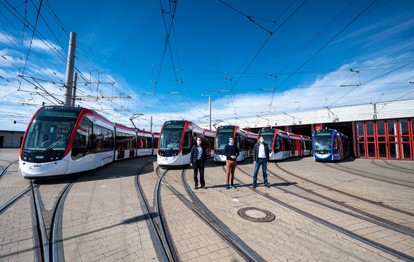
[64,32,76,106]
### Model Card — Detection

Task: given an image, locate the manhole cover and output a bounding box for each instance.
[237,207,275,222]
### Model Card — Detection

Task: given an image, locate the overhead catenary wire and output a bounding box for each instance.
[1,0,134,116]
[329,60,414,107]
[277,0,378,90]
[10,0,43,91]
[222,0,308,116]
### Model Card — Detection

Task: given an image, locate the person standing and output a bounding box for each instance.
[190,137,207,189]
[224,136,239,189]
[252,136,270,188]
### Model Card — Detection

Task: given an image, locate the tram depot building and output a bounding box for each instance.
[1,99,413,160]
[242,99,414,161]
[0,130,24,148]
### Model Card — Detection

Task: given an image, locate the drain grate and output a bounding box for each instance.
[237,207,275,222]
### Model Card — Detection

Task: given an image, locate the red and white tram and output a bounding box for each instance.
[157,120,215,166]
[258,128,311,160]
[19,106,159,178]
[214,125,258,162]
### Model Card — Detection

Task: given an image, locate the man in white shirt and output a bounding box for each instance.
[252,136,270,188]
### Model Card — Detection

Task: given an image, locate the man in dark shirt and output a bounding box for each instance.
[224,136,239,189]
[252,136,270,188]
[190,137,207,189]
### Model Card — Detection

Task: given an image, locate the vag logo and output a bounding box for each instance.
[35,156,44,159]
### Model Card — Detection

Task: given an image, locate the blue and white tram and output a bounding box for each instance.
[312,128,350,161]
[214,125,257,162]
[19,106,159,178]
[157,120,215,167]
[258,128,311,160]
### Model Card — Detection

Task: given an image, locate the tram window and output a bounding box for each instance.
[153,137,159,148]
[145,137,151,148]
[72,118,93,160]
[236,135,242,150]
[137,136,143,149]
[93,125,103,152]
[104,129,114,151]
[274,136,280,151]
[130,136,136,150]
[182,130,192,154]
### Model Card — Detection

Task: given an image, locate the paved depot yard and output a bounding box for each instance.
[0,148,413,261]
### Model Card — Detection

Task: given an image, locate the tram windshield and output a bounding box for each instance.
[216,128,234,150]
[159,123,185,150]
[313,132,333,151]
[23,110,78,152]
[259,131,274,146]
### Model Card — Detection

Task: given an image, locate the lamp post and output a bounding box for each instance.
[201,89,230,130]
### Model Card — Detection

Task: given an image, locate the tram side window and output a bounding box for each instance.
[130,136,137,151]
[72,118,93,160]
[182,130,192,154]
[104,129,114,151]
[153,137,159,149]
[236,134,242,150]
[116,133,127,158]
[146,137,152,149]
[137,136,144,149]
[93,125,103,152]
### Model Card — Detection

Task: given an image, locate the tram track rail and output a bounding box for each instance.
[31,179,74,262]
[323,162,414,189]
[179,169,264,262]
[373,159,414,175]
[135,164,178,261]
[238,166,414,236]
[274,162,414,217]
[0,160,18,180]
[150,167,264,261]
[0,186,34,214]
[155,166,263,261]
[230,166,414,261]
[1,175,74,261]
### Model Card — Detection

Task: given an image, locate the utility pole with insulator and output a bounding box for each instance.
[64,32,76,106]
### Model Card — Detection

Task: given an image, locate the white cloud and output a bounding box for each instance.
[26,39,61,54]
[1,52,413,133]
[0,31,17,45]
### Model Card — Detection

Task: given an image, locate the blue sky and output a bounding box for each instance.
[1,0,413,131]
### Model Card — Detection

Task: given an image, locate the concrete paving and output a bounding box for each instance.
[0,148,413,261]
